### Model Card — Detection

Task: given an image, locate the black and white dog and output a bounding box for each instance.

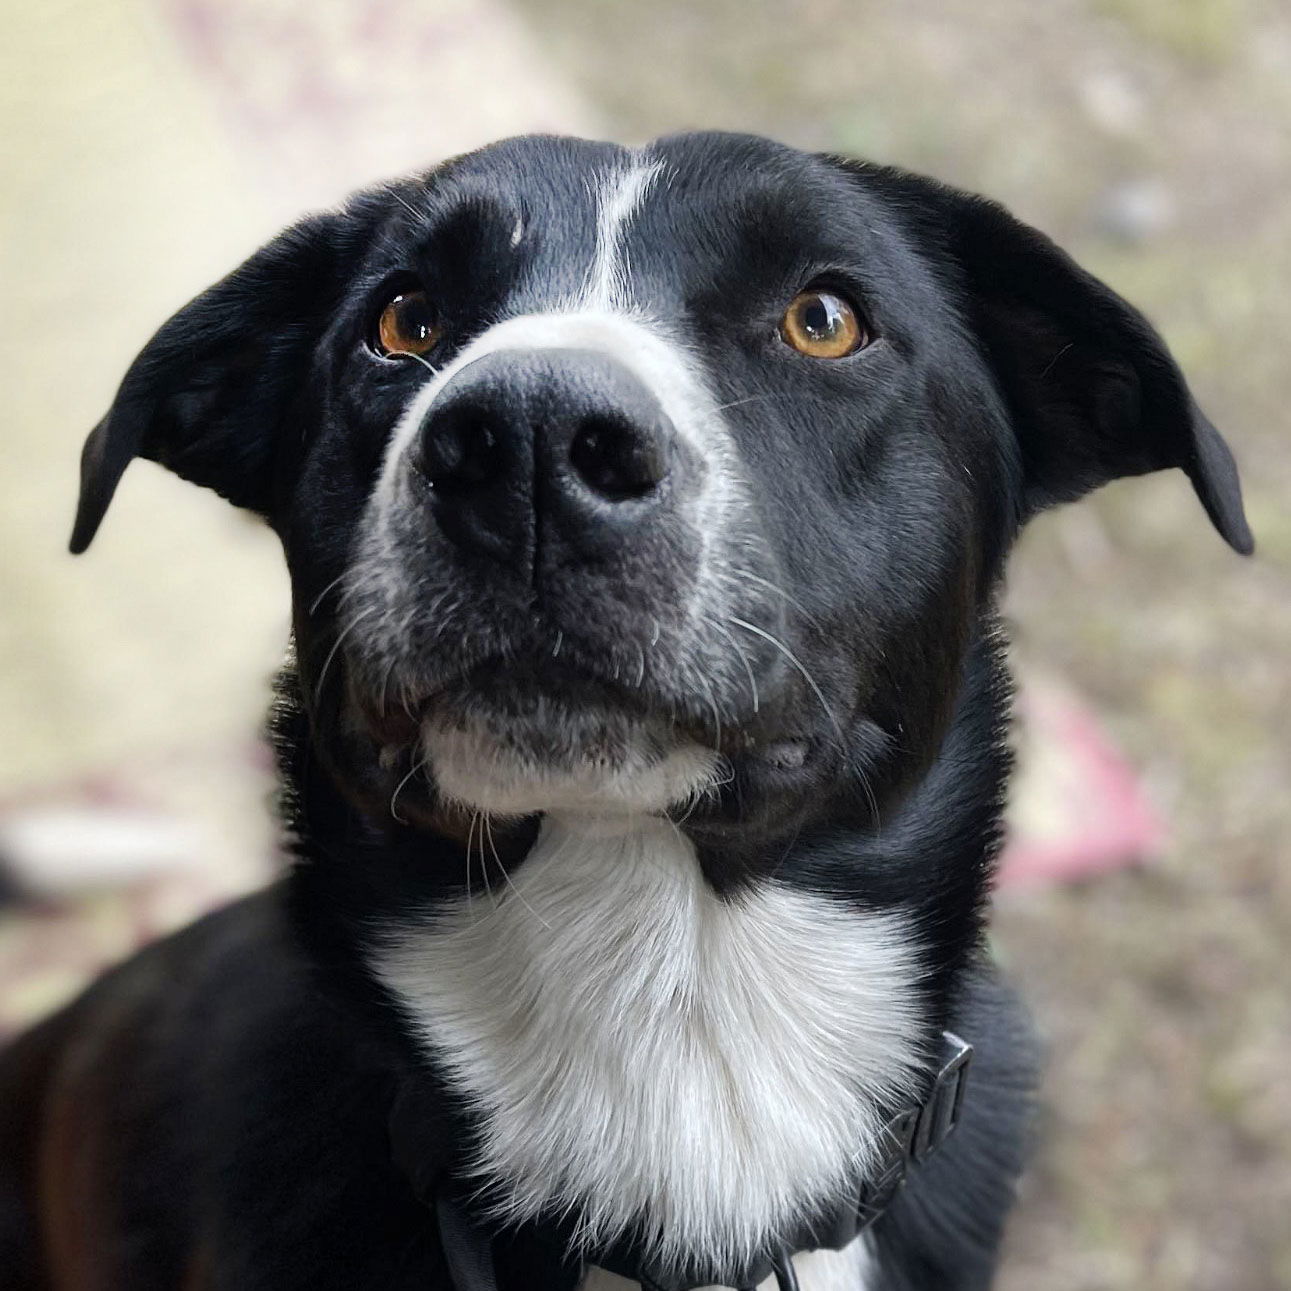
[0,132,1251,1291]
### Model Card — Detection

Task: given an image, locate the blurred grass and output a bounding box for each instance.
[1095,0,1249,64]
[511,1,1291,1287]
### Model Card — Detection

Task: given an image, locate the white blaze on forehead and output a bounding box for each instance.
[587,155,665,311]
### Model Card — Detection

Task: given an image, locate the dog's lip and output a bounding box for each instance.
[351,655,682,746]
[348,656,819,761]
[425,658,662,721]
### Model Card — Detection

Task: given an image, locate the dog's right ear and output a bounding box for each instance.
[70,209,368,553]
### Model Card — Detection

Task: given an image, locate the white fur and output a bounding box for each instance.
[373,816,922,1278]
[587,156,664,310]
[425,724,719,817]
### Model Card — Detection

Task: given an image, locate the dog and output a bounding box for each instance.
[0,131,1252,1291]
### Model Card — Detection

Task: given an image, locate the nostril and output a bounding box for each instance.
[420,413,499,489]
[569,415,667,502]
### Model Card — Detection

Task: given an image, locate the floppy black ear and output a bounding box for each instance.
[846,161,1253,554]
[70,210,364,553]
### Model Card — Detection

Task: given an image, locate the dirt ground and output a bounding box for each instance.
[511,0,1291,1286]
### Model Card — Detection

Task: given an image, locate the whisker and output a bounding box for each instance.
[307,572,348,618]
[766,821,805,880]
[700,614,759,713]
[727,615,844,743]
[477,812,498,911]
[706,392,781,416]
[700,390,802,423]
[855,761,882,831]
[713,567,814,622]
[403,351,441,377]
[465,812,478,921]
[484,815,551,930]
[669,759,728,827]
[389,189,425,222]
[733,570,814,621]
[696,670,723,753]
[378,658,397,719]
[313,607,377,709]
[389,751,427,824]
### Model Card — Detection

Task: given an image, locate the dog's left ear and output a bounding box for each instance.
[70,210,363,553]
[842,161,1253,554]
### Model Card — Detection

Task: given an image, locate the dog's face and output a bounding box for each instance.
[72,133,1250,867]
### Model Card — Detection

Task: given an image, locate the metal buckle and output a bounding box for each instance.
[855,1105,917,1232]
[912,1030,972,1161]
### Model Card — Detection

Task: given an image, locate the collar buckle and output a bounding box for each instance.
[867,1029,973,1224]
[822,1029,974,1252]
[913,1029,972,1161]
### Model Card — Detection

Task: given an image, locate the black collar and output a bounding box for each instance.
[392,1032,972,1291]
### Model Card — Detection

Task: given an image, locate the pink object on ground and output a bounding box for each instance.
[997,677,1164,888]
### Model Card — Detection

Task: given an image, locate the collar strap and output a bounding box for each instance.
[427,1032,972,1291]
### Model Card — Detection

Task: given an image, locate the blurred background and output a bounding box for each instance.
[1,0,1287,1286]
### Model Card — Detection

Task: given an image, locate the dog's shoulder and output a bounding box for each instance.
[0,887,441,1290]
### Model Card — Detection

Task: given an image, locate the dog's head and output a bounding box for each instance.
[72,133,1250,859]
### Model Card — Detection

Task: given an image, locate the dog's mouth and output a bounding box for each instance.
[428,658,660,727]
[330,595,830,829]
[347,653,726,819]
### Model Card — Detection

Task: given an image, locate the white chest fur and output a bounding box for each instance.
[372,816,921,1281]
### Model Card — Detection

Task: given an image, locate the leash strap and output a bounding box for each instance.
[738,1248,800,1291]
[437,1193,506,1291]
[424,1031,972,1291]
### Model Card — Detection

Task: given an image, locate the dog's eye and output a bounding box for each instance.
[780,289,868,359]
[375,289,441,358]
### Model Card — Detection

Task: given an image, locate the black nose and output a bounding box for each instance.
[568,414,667,501]
[414,348,678,570]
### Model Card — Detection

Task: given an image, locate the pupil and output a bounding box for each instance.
[395,297,435,343]
[803,297,835,338]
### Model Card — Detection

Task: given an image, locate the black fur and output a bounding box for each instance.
[3,132,1250,1290]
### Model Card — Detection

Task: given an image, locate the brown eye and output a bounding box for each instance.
[375,289,441,357]
[780,289,868,359]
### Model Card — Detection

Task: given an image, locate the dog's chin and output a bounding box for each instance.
[419,698,720,820]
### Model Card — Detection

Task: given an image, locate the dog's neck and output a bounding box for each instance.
[279,618,1011,1285]
[372,810,925,1278]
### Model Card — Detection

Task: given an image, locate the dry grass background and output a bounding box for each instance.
[1,0,1288,1287]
